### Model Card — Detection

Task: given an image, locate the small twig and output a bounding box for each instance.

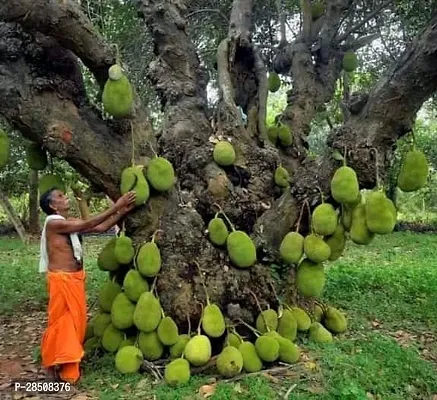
[191,355,218,374]
[295,200,309,233]
[222,365,293,383]
[284,383,298,398]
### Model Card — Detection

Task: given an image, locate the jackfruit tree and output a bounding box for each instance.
[0,0,436,381]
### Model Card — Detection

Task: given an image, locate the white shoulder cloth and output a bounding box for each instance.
[39,215,83,273]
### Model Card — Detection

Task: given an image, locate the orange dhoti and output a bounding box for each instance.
[41,270,87,384]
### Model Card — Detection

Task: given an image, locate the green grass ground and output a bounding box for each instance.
[0,232,436,399]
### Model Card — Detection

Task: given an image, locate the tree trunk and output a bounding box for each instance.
[0,188,28,243]
[28,170,40,234]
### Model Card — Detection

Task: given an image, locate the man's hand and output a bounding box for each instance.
[115,192,137,210]
[122,201,136,214]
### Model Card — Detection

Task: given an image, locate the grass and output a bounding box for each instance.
[0,232,436,399]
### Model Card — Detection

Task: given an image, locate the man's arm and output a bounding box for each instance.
[83,209,126,234]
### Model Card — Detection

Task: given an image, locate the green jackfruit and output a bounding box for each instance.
[164,358,191,386]
[138,331,164,361]
[239,341,263,372]
[0,129,10,169]
[304,234,331,263]
[323,306,347,334]
[114,235,135,265]
[115,345,143,374]
[98,280,122,312]
[330,166,360,204]
[365,191,396,235]
[226,230,257,268]
[311,203,338,236]
[289,306,311,331]
[312,1,325,19]
[325,222,346,261]
[341,192,362,232]
[26,143,48,171]
[255,336,279,362]
[133,292,162,332]
[93,313,112,337]
[225,332,242,349]
[350,203,374,245]
[184,335,212,366]
[342,51,358,72]
[157,316,179,346]
[120,166,150,206]
[146,156,175,192]
[309,322,333,343]
[38,174,66,194]
[274,166,290,187]
[202,304,226,338]
[97,238,119,272]
[137,242,161,277]
[123,270,149,303]
[111,293,135,330]
[216,346,243,377]
[84,337,100,355]
[296,259,325,298]
[280,232,304,264]
[102,323,124,353]
[213,141,236,166]
[276,336,300,364]
[314,304,324,322]
[398,149,429,192]
[110,263,130,286]
[85,322,94,341]
[268,72,281,92]
[119,338,135,349]
[277,309,297,341]
[208,217,229,246]
[256,310,278,334]
[169,334,190,358]
[267,126,278,145]
[102,67,133,118]
[278,123,292,147]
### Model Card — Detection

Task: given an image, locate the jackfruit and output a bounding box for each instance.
[255,309,278,334]
[323,306,347,334]
[111,293,135,330]
[102,323,124,353]
[288,306,311,331]
[184,335,212,366]
[278,123,293,147]
[314,304,324,322]
[84,337,100,354]
[350,204,374,245]
[274,166,290,188]
[137,241,161,277]
[110,263,131,286]
[239,341,263,372]
[216,346,243,377]
[97,238,119,272]
[164,358,191,386]
[325,222,346,261]
[146,156,175,192]
[138,331,164,361]
[213,141,236,166]
[169,334,190,358]
[342,51,358,72]
[398,149,429,192]
[280,232,304,264]
[114,345,143,374]
[133,292,162,332]
[365,191,396,235]
[0,129,10,169]
[311,203,338,236]
[255,336,279,362]
[311,1,325,19]
[277,309,297,341]
[296,259,325,297]
[308,322,333,343]
[85,322,94,341]
[226,230,257,268]
[157,316,179,346]
[26,143,47,171]
[114,234,135,265]
[225,332,242,348]
[102,66,134,118]
[120,166,150,206]
[93,313,112,337]
[38,174,66,194]
[123,269,149,302]
[267,126,278,145]
[98,280,122,312]
[276,336,300,364]
[208,217,229,246]
[268,72,281,92]
[304,234,331,263]
[119,338,135,349]
[342,192,362,231]
[330,166,360,204]
[202,304,226,338]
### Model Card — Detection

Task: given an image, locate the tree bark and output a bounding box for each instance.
[0,188,28,243]
[28,170,40,234]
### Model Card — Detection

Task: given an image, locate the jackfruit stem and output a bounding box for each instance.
[186,312,192,336]
[197,302,204,334]
[130,121,135,167]
[268,281,281,305]
[237,318,261,337]
[248,289,264,315]
[370,148,382,189]
[150,276,157,294]
[133,246,141,271]
[148,143,158,157]
[343,146,348,167]
[248,289,272,332]
[151,230,163,244]
[295,199,309,233]
[193,261,211,305]
[212,203,235,231]
[305,200,313,233]
[316,186,325,203]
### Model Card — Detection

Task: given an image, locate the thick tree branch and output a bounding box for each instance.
[301,0,312,41]
[228,0,254,47]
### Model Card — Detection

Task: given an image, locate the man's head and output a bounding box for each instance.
[39,187,70,216]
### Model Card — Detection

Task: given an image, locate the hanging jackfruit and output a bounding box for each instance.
[296,259,325,297]
[133,291,162,332]
[98,280,122,312]
[239,341,263,372]
[255,336,279,362]
[225,332,242,349]
[114,234,135,265]
[268,72,281,92]
[146,156,175,192]
[289,306,311,331]
[226,230,257,268]
[311,1,325,19]
[323,306,347,334]
[120,166,150,206]
[325,222,346,261]
[278,123,293,147]
[342,51,358,72]
[102,64,134,118]
[115,345,143,374]
[308,322,333,343]
[277,309,297,341]
[164,358,191,386]
[123,270,149,303]
[38,174,66,194]
[256,309,278,334]
[93,313,112,337]
[138,331,164,361]
[0,129,10,169]
[169,334,190,358]
[397,149,429,192]
[365,191,396,234]
[184,335,212,366]
[216,346,244,378]
[311,203,338,236]
[350,203,374,245]
[267,126,278,145]
[157,316,179,346]
[111,293,135,330]
[102,323,124,353]
[137,241,161,277]
[304,234,331,263]
[208,217,229,246]
[97,238,119,272]
[275,336,300,364]
[280,231,304,264]
[213,141,236,166]
[26,143,48,171]
[202,303,226,338]
[330,166,360,204]
[274,166,290,188]
[314,304,324,322]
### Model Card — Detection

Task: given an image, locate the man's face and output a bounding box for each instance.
[49,190,70,214]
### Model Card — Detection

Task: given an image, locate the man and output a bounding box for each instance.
[38,186,136,384]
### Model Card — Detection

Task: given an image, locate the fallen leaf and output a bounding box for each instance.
[304,361,318,371]
[233,382,243,393]
[111,383,119,389]
[199,383,217,398]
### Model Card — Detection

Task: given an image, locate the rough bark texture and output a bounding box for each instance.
[0,187,28,243]
[28,170,39,234]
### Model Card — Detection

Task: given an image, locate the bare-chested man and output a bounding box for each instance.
[38,187,136,384]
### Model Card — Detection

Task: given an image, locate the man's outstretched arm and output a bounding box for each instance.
[83,203,134,233]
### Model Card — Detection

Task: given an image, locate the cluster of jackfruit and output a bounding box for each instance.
[0,129,10,170]
[207,212,257,269]
[267,122,293,148]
